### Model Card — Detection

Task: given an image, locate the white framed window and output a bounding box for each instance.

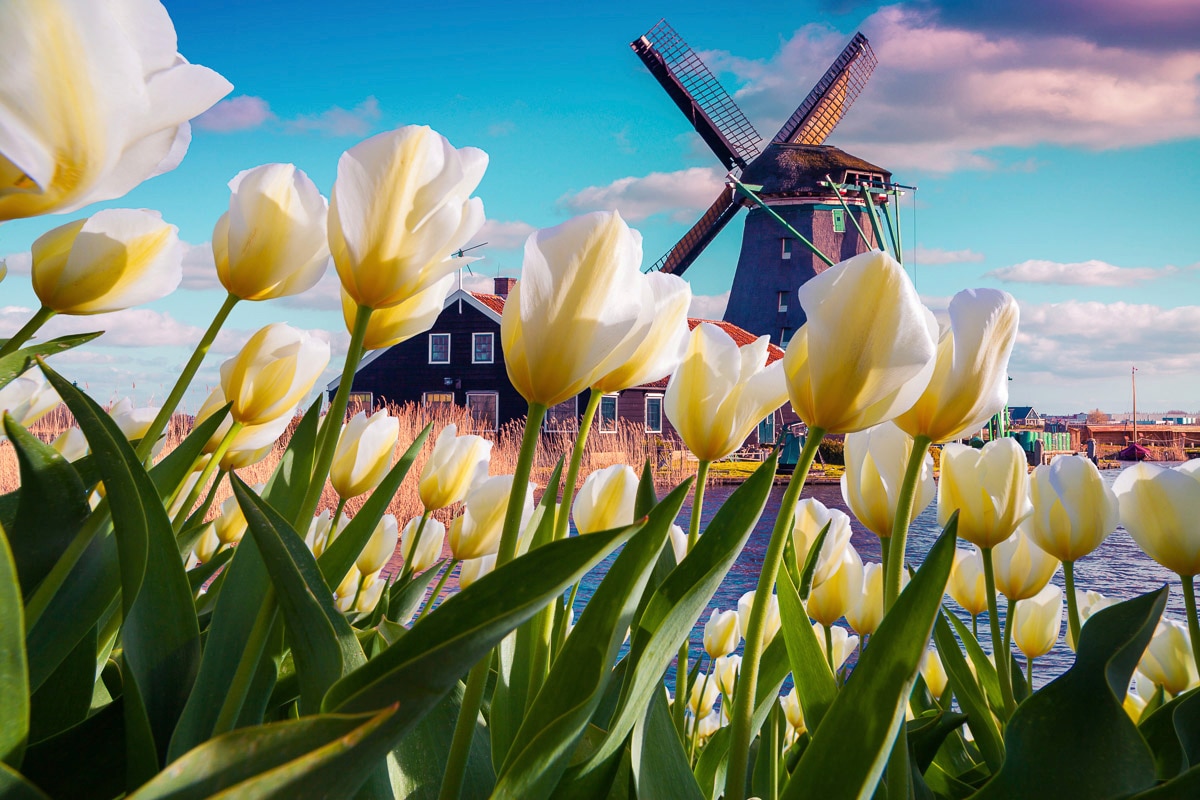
[777,291,788,312]
[544,397,579,433]
[465,391,499,432]
[781,238,793,260]
[472,332,494,364]
[428,333,450,364]
[598,394,619,433]
[644,394,663,434]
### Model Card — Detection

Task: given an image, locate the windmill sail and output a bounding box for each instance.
[650,186,743,275]
[632,20,762,170]
[772,32,877,145]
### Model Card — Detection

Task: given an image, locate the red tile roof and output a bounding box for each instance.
[469,291,786,390]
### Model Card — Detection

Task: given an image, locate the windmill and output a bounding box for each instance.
[632,20,906,346]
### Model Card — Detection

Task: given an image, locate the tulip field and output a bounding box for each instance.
[4,2,1200,800]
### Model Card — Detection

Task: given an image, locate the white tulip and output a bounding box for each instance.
[357,514,399,576]
[791,498,853,588]
[331,409,400,499]
[814,623,859,672]
[449,476,535,560]
[938,439,1031,549]
[419,423,492,511]
[841,422,935,539]
[737,591,782,644]
[592,272,692,394]
[401,516,446,574]
[704,608,742,659]
[572,464,639,535]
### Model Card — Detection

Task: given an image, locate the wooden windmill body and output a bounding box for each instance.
[632,21,895,347]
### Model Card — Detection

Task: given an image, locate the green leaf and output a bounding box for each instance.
[389,682,495,799]
[797,519,830,602]
[3,414,90,598]
[777,565,837,732]
[972,587,1167,800]
[0,762,51,800]
[27,623,94,745]
[932,613,1005,773]
[129,708,395,800]
[1140,687,1200,781]
[317,424,430,590]
[231,476,365,714]
[263,395,323,521]
[387,560,448,625]
[580,456,776,774]
[635,459,658,518]
[781,519,958,800]
[1127,762,1200,798]
[944,609,1005,716]
[494,484,689,799]
[0,332,102,388]
[0,522,29,768]
[20,697,125,800]
[630,685,704,800]
[187,548,233,594]
[908,709,969,774]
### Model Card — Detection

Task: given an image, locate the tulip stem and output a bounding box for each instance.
[725,427,825,800]
[172,424,241,534]
[982,547,1016,717]
[399,510,432,583]
[331,497,348,533]
[417,561,456,621]
[1027,657,1034,688]
[1063,560,1082,649]
[688,663,712,765]
[136,292,239,463]
[297,303,372,525]
[555,391,602,542]
[1002,598,1015,683]
[689,460,710,549]
[824,624,835,673]
[212,587,276,736]
[884,434,931,609]
[674,643,690,741]
[0,305,56,359]
[972,613,979,639]
[1180,574,1200,674]
[442,402,546,800]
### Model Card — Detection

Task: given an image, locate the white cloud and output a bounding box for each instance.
[278,268,341,311]
[2,251,31,275]
[194,95,275,132]
[987,259,1177,286]
[470,219,536,251]
[701,5,1200,172]
[180,241,223,292]
[487,120,516,137]
[689,292,730,320]
[0,306,205,349]
[906,245,985,265]
[559,167,727,222]
[284,97,381,137]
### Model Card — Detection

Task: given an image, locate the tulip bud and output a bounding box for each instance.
[51,426,88,462]
[993,525,1059,601]
[401,516,446,573]
[192,524,222,564]
[1027,455,1119,563]
[948,547,988,617]
[1066,589,1118,651]
[219,411,292,470]
[0,370,61,434]
[357,514,399,576]
[737,591,782,644]
[214,493,248,547]
[31,209,183,314]
[664,323,788,462]
[688,710,722,744]
[846,562,884,636]
[448,475,535,560]
[791,499,853,588]
[355,575,386,614]
[458,553,496,590]
[573,464,639,535]
[807,545,864,628]
[1113,463,1200,576]
[346,275,456,351]
[841,423,935,538]
[330,126,485,310]
[894,289,1020,443]
[331,409,399,499]
[1124,687,1148,723]
[0,1,230,221]
[214,163,329,301]
[689,672,720,718]
[814,623,859,672]
[591,272,691,394]
[306,510,334,556]
[419,424,492,511]
[704,609,742,659]
[334,565,362,613]
[1012,584,1063,661]
[938,439,1031,549]
[783,251,939,434]
[669,524,688,565]
[780,687,805,734]
[220,323,330,426]
[920,648,949,699]
[1139,619,1199,696]
[713,654,741,698]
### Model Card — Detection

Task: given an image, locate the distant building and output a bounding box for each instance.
[327,278,790,450]
[1008,406,1042,428]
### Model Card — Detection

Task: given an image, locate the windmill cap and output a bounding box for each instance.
[739,143,891,198]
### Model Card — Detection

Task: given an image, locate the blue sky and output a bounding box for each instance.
[2,0,1199,413]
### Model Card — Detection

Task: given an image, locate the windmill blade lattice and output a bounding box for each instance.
[772,32,877,145]
[650,185,743,275]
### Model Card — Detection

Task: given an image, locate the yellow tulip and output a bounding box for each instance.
[713,654,741,698]
[51,426,88,462]
[400,516,445,574]
[214,163,329,301]
[331,409,399,499]
[344,275,455,351]
[591,272,691,393]
[791,498,853,588]
[31,209,183,314]
[737,590,782,644]
[780,687,805,734]
[664,322,789,462]
[948,547,988,617]
[1026,455,1118,562]
[448,475,535,560]
[993,525,1059,602]
[1124,687,1148,722]
[572,464,639,535]
[807,545,864,628]
[213,494,248,547]
[894,289,1020,443]
[192,524,222,564]
[920,648,949,699]
[334,565,362,613]
[846,562,884,636]
[841,422,935,539]
[938,439,1031,549]
[1012,584,1063,660]
[0,0,231,221]
[356,514,399,576]
[814,623,859,672]
[1113,463,1200,576]
[783,251,938,434]
[219,323,330,426]
[1139,620,1198,696]
[418,424,492,511]
[0,370,60,435]
[689,672,720,718]
[305,511,334,556]
[704,608,742,659]
[329,125,486,310]
[502,211,655,407]
[219,413,292,470]
[355,576,386,614]
[458,553,496,590]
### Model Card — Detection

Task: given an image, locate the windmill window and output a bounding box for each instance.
[544,397,579,433]
[599,394,619,433]
[757,414,775,445]
[781,238,793,260]
[777,291,788,312]
[832,209,845,233]
[423,391,454,408]
[472,332,494,364]
[781,327,793,347]
[428,333,450,364]
[645,394,663,434]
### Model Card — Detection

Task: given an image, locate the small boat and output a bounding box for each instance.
[1114,443,1152,461]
